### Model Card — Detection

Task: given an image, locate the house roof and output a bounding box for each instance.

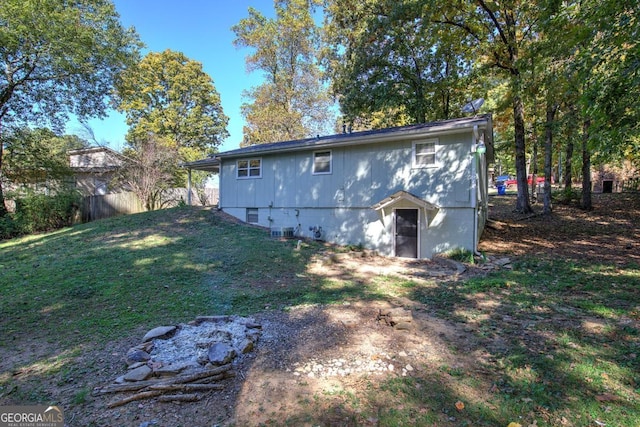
[68,146,132,173]
[68,146,128,159]
[182,114,493,172]
[371,190,440,212]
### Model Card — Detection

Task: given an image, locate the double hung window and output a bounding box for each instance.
[313,150,332,175]
[412,140,437,167]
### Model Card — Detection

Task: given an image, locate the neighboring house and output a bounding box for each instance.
[68,146,129,196]
[591,161,639,193]
[184,115,494,259]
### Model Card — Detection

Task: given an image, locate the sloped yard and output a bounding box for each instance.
[0,193,638,426]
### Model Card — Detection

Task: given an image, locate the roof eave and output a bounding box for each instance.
[217,115,492,160]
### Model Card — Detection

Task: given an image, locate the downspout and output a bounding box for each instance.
[471,125,481,256]
[187,168,192,206]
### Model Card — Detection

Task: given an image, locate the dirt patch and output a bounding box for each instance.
[478,193,640,265]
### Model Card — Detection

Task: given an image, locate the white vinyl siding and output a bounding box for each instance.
[412,140,437,167]
[313,150,332,175]
[237,158,262,178]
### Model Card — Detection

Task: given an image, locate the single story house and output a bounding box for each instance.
[183,115,493,259]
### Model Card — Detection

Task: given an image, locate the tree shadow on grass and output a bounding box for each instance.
[406,261,640,426]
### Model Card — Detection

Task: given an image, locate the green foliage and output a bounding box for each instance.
[0,215,20,240]
[324,0,476,125]
[233,0,334,144]
[1,127,87,186]
[0,0,141,216]
[0,0,141,129]
[2,189,81,238]
[114,49,229,153]
[554,187,581,205]
[113,49,228,189]
[443,247,475,264]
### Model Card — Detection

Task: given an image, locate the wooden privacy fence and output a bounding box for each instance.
[80,188,219,222]
[81,192,144,222]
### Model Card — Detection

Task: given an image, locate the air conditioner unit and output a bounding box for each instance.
[282,227,295,238]
[271,227,295,239]
[270,228,282,238]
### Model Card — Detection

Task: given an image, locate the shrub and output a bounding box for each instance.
[6,189,81,237]
[443,247,475,263]
[0,215,20,240]
[554,187,580,205]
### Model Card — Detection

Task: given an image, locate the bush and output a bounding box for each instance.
[2,189,81,238]
[554,187,580,205]
[443,247,475,264]
[0,215,20,240]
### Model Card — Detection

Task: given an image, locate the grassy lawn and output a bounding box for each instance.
[0,204,638,426]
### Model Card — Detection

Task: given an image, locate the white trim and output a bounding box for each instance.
[371,190,439,212]
[312,149,332,175]
[412,139,438,168]
[236,158,262,179]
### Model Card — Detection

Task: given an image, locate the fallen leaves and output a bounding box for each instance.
[595,393,617,402]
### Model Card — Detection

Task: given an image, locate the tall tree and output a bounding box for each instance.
[0,0,140,216]
[233,0,333,145]
[324,0,474,126]
[575,0,640,208]
[434,0,541,214]
[114,49,229,153]
[113,49,229,186]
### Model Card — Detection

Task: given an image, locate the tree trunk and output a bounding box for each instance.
[563,126,574,190]
[564,143,575,190]
[530,124,538,204]
[543,101,557,215]
[513,91,532,213]
[581,119,592,210]
[0,123,8,217]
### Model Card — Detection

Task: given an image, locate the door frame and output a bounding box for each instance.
[393,208,420,258]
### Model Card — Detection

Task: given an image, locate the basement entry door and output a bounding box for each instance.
[395,208,418,258]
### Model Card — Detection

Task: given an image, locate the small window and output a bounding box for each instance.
[246,208,259,223]
[413,140,436,167]
[237,158,262,178]
[313,150,332,174]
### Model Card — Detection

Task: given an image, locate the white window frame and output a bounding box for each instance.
[412,139,437,168]
[312,150,332,175]
[236,158,262,179]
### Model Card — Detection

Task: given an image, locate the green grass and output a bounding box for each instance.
[1,206,639,427]
[0,207,326,345]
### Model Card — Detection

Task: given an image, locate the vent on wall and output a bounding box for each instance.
[271,227,295,239]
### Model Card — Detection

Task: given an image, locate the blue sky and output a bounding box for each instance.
[66,0,275,153]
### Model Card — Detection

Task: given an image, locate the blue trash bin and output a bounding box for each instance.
[497,185,506,195]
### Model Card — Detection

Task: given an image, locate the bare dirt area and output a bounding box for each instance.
[80,256,477,427]
[479,192,640,265]
[5,193,639,426]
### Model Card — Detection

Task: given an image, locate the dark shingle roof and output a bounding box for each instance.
[219,114,492,158]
